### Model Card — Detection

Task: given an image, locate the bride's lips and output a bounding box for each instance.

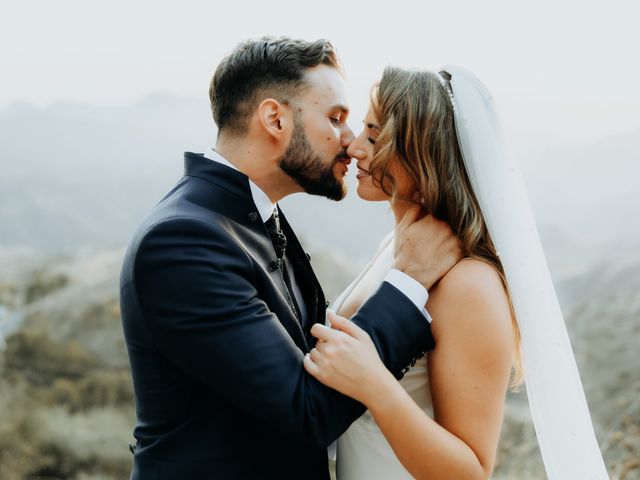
[356,164,371,180]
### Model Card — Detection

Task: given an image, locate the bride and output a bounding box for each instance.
[304,66,609,479]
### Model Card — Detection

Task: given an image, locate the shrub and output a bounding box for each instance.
[45,371,134,412]
[3,328,99,386]
[25,271,69,304]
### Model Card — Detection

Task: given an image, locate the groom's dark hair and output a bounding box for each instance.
[210,37,340,135]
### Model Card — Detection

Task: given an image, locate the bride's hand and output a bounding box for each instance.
[303,312,396,405]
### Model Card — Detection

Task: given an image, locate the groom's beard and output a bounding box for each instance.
[280,119,347,201]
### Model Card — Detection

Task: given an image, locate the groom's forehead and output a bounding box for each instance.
[302,65,349,109]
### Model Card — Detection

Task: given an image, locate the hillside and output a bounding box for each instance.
[0,247,638,479]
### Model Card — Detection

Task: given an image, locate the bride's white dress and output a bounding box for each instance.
[323,66,609,479]
[331,232,433,480]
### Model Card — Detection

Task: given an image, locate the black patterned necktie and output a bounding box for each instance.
[265,210,287,261]
[265,210,301,320]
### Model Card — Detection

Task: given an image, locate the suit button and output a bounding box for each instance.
[269,260,280,271]
[325,300,331,307]
[305,252,311,261]
[248,212,259,222]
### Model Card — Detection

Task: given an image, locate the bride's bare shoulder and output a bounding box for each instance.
[427,258,513,342]
[432,257,507,301]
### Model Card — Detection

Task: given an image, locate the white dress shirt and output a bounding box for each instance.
[201,148,429,321]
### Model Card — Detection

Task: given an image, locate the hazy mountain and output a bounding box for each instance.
[521,131,640,278]
[0,94,638,273]
[0,96,392,267]
[0,95,209,251]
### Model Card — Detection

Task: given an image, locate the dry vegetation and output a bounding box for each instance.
[0,249,637,479]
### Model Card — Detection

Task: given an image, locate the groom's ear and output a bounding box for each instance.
[257,98,291,142]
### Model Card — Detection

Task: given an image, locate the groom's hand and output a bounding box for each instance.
[393,205,462,290]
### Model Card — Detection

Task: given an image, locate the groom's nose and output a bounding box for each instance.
[341,124,355,148]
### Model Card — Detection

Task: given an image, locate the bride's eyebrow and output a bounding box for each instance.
[365,122,381,131]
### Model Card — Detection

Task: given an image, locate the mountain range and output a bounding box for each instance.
[1,94,638,275]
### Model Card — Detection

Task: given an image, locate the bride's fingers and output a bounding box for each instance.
[326,311,352,331]
[309,347,322,364]
[327,312,367,341]
[314,340,329,353]
[310,322,346,342]
[303,353,320,377]
[325,308,336,327]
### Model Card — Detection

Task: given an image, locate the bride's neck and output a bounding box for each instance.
[390,198,416,227]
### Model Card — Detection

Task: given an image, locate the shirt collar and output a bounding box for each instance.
[203,148,275,223]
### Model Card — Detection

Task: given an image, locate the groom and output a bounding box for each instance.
[120,37,461,479]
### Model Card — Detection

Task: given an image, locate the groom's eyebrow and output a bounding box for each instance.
[330,104,349,114]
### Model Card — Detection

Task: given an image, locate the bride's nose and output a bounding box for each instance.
[346,136,367,160]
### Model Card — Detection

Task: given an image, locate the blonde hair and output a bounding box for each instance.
[370,67,523,387]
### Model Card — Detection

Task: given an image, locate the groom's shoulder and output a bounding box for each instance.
[120,169,255,279]
[120,209,246,288]
[122,197,236,267]
[132,209,235,256]
[135,175,240,240]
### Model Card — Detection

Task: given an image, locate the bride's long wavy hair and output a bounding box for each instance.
[369,66,523,387]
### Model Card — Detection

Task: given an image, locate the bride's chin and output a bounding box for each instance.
[356,181,387,202]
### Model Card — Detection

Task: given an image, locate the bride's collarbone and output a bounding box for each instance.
[336,279,377,319]
[337,256,393,320]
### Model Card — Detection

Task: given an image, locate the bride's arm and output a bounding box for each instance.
[304,260,514,480]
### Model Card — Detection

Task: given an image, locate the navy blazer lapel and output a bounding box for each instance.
[278,207,326,330]
[183,152,309,349]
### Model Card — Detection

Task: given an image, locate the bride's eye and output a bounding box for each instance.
[365,122,380,145]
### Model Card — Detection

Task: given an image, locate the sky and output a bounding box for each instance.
[1,0,639,147]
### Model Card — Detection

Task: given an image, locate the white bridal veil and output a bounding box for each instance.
[440,66,608,479]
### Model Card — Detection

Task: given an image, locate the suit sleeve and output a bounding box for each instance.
[134,217,434,447]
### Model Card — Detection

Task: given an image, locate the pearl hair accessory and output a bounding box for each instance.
[436,71,458,114]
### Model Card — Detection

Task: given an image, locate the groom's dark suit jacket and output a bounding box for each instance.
[120,152,434,480]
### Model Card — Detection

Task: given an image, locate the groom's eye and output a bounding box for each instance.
[329,116,341,126]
